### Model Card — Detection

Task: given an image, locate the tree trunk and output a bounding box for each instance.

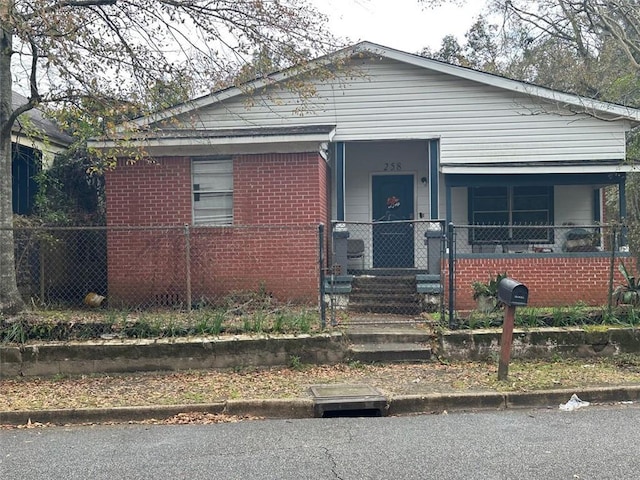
[0,3,25,314]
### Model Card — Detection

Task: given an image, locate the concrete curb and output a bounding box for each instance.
[224,398,314,418]
[389,385,640,416]
[0,403,227,426]
[504,385,640,409]
[0,399,316,426]
[388,392,505,416]
[2,385,639,426]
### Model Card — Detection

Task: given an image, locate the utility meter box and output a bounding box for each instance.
[497,278,528,306]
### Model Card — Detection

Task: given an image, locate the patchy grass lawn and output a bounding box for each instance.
[2,356,640,412]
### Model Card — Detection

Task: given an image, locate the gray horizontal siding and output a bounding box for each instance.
[173,58,628,164]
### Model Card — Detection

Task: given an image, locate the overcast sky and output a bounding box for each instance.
[315,0,487,53]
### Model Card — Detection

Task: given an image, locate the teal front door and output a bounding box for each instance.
[372,174,415,268]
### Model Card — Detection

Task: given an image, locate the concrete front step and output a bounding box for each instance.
[349,343,432,363]
[348,292,420,303]
[349,275,422,314]
[346,328,433,344]
[348,303,423,315]
[352,278,416,289]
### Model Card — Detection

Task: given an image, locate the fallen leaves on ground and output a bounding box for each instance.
[2,357,640,414]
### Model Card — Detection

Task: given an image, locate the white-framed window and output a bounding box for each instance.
[192,158,233,225]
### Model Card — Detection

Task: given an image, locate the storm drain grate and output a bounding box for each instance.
[309,384,388,418]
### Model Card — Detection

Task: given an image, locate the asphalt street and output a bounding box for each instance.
[2,404,639,479]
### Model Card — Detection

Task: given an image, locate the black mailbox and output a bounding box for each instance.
[497,278,528,306]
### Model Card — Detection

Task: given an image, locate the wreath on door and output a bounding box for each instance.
[386,196,400,209]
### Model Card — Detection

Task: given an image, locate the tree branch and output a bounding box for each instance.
[21,0,118,20]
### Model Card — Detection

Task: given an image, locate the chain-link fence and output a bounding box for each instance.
[453,223,620,255]
[8,224,323,310]
[12,226,108,305]
[2,224,326,342]
[5,222,633,338]
[326,220,446,317]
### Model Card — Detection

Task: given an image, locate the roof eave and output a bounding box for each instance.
[89,128,336,151]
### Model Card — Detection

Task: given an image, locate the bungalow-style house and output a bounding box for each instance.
[12,91,73,215]
[90,42,640,312]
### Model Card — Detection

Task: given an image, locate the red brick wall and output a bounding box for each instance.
[189,225,320,303]
[106,227,187,306]
[448,255,636,311]
[105,157,192,226]
[234,152,328,225]
[105,153,328,306]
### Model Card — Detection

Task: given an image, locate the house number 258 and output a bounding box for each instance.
[384,162,402,171]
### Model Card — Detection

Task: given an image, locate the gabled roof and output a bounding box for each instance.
[129,41,640,129]
[11,91,74,147]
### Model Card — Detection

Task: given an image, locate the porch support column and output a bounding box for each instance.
[429,139,440,219]
[593,189,601,223]
[619,176,627,221]
[336,142,346,221]
[619,175,627,247]
[445,181,452,225]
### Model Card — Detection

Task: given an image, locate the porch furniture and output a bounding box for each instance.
[347,239,365,270]
[563,228,598,252]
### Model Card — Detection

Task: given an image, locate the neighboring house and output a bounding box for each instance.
[90,42,640,310]
[11,91,73,215]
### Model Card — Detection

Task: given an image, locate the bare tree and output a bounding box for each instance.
[420,1,640,70]
[0,0,340,314]
[490,0,640,68]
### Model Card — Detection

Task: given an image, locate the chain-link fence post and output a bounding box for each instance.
[319,223,326,329]
[607,225,617,315]
[184,224,192,313]
[39,238,45,303]
[447,222,455,329]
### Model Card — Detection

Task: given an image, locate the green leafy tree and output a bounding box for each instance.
[421,34,466,64]
[0,0,340,314]
[420,1,640,103]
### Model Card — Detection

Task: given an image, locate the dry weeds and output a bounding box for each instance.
[2,356,640,413]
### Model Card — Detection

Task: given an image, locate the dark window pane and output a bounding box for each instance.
[513,195,550,210]
[475,197,509,210]
[514,186,547,195]
[474,212,509,224]
[469,185,553,245]
[474,186,508,197]
[471,226,509,243]
[513,211,549,224]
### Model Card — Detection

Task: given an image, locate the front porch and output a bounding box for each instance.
[327,138,629,318]
[326,221,631,320]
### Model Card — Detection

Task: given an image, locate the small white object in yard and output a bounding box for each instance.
[559,394,590,411]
